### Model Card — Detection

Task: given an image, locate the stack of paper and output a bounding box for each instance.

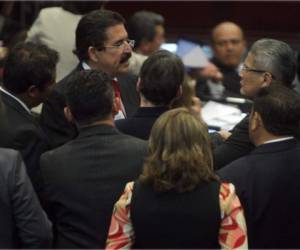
[201,101,247,131]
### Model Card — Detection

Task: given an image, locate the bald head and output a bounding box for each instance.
[212,21,246,68]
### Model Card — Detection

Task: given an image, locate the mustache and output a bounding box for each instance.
[120,53,131,64]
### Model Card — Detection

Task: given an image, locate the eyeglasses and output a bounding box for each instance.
[240,64,267,74]
[101,39,135,50]
[240,64,276,79]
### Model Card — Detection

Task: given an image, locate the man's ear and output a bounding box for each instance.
[64,106,75,124]
[112,97,121,117]
[88,46,99,63]
[250,111,262,132]
[241,39,247,52]
[27,85,39,98]
[262,72,273,87]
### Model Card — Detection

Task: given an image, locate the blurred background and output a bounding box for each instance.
[1,1,300,49]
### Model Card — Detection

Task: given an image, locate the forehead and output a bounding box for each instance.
[213,24,243,42]
[104,24,128,43]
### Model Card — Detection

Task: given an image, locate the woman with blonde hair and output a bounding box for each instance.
[106,108,247,249]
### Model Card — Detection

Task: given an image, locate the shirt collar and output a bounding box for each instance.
[81,62,117,82]
[263,136,294,144]
[82,61,91,70]
[0,86,31,114]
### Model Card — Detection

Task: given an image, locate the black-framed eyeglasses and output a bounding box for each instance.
[99,39,135,51]
[240,64,266,74]
[240,64,276,79]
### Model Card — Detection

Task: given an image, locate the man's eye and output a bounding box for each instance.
[231,39,241,45]
[216,41,225,47]
[113,42,123,47]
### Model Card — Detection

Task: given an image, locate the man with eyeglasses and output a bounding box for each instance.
[213,38,297,169]
[40,10,139,148]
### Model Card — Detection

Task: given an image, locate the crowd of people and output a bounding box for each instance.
[0,4,300,250]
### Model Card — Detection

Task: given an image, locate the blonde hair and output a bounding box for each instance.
[139,108,219,193]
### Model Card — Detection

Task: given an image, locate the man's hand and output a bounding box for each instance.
[218,129,232,141]
[190,96,202,117]
[198,62,224,82]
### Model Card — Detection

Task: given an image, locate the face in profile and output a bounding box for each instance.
[29,74,56,108]
[212,22,246,68]
[92,24,132,77]
[239,52,267,98]
[150,24,165,54]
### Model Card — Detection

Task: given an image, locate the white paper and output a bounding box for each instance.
[202,101,247,130]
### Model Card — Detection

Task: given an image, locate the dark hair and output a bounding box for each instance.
[65,70,114,126]
[139,50,184,106]
[62,1,103,15]
[128,11,164,49]
[253,84,300,137]
[250,39,297,87]
[74,9,125,62]
[139,108,219,193]
[3,42,58,94]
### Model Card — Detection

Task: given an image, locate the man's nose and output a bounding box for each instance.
[124,41,133,53]
[225,42,234,51]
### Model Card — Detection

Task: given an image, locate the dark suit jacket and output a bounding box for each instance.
[213,115,255,169]
[218,139,300,248]
[116,106,224,151]
[116,106,168,140]
[40,124,147,249]
[0,91,50,190]
[196,58,243,100]
[40,64,139,148]
[0,148,52,248]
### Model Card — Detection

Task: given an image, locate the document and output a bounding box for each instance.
[202,101,247,130]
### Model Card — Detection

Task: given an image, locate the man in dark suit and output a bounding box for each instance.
[40,9,139,148]
[0,42,58,190]
[218,85,300,248]
[40,70,147,248]
[213,38,297,169]
[0,148,52,248]
[196,22,246,100]
[116,50,183,140]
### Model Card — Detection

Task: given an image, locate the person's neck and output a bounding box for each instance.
[86,61,116,78]
[254,131,290,146]
[140,95,157,107]
[212,57,239,71]
[14,93,34,109]
[79,117,115,129]
[134,48,150,56]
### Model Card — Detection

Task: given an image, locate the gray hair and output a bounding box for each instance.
[250,39,296,87]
